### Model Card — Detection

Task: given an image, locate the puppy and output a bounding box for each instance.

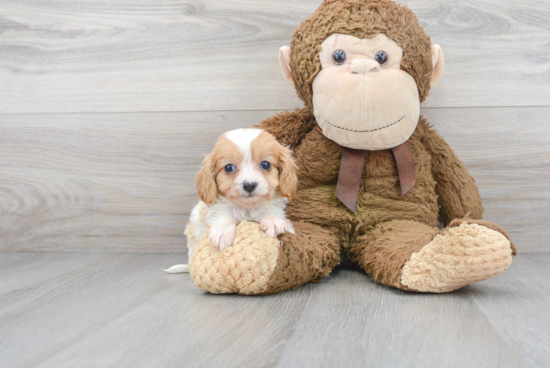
[164,128,298,273]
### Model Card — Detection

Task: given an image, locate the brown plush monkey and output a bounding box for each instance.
[189,0,517,294]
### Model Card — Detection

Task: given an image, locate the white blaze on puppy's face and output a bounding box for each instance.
[224,129,269,204]
[209,129,297,206]
[312,33,421,150]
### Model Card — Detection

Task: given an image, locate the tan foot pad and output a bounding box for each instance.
[401,223,514,293]
[189,221,279,295]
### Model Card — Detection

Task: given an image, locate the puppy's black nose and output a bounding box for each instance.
[243,181,257,193]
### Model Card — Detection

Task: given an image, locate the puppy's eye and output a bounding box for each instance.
[332,49,346,65]
[260,161,271,170]
[375,50,388,66]
[224,164,235,173]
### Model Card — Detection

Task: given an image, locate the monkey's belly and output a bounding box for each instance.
[286,177,439,239]
[290,123,439,237]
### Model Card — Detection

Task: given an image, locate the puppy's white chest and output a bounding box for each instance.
[231,205,265,222]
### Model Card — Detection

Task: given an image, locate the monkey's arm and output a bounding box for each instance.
[256,108,318,150]
[421,121,484,225]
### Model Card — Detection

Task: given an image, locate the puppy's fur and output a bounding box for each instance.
[165,128,298,274]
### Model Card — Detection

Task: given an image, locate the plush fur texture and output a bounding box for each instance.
[350,220,439,289]
[312,33,421,150]
[190,221,281,294]
[289,0,433,110]
[188,0,516,295]
[189,221,340,295]
[401,221,515,292]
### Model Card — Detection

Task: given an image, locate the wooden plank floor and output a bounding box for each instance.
[0,252,548,368]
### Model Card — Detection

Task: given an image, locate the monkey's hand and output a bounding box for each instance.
[260,215,295,238]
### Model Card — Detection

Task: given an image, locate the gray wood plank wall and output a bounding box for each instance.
[1,0,549,252]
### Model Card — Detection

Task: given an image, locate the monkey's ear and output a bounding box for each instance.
[278,46,293,83]
[196,153,218,205]
[431,45,444,87]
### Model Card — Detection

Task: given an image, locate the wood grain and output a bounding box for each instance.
[467,254,550,368]
[0,110,276,252]
[1,252,548,367]
[276,270,525,368]
[1,0,549,113]
[1,107,548,252]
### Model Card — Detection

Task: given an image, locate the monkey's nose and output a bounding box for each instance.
[351,59,380,74]
[243,181,257,193]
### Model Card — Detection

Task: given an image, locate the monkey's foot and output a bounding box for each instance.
[189,220,340,295]
[400,221,516,293]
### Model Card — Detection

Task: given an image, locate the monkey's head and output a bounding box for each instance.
[279,0,444,150]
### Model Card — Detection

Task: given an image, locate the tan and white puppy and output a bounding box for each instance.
[165,128,297,273]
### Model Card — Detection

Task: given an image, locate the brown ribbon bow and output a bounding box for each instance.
[316,127,417,212]
[335,143,416,212]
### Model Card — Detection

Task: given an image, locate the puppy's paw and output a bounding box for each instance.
[260,215,291,238]
[208,224,236,251]
[286,220,295,234]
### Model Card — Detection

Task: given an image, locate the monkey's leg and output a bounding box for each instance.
[189,220,341,295]
[350,219,516,293]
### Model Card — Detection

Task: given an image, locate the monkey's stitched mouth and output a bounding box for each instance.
[324,115,405,133]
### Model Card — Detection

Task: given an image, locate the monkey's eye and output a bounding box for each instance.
[332,49,346,65]
[260,161,271,170]
[224,164,235,173]
[375,51,388,66]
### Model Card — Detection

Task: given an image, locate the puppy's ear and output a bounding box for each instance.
[278,146,298,200]
[196,153,218,205]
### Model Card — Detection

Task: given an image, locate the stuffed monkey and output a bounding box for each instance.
[189,0,517,294]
